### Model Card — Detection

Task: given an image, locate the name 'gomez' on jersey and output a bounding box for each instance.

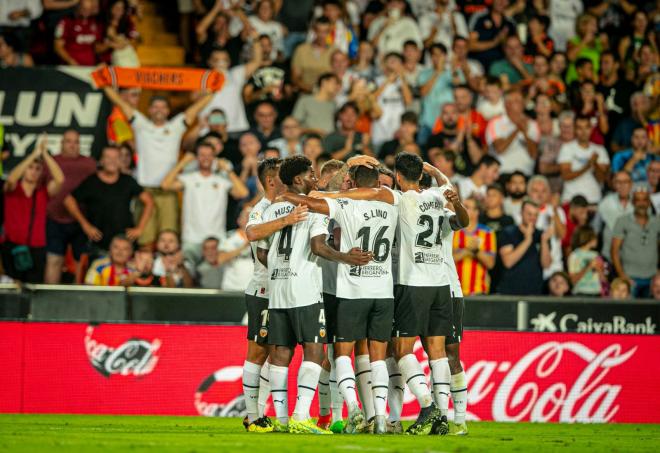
[393,186,452,287]
[258,201,329,310]
[326,198,398,299]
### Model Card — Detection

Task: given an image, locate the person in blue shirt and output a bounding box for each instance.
[611,127,659,183]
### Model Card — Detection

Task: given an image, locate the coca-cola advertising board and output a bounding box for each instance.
[1,321,659,423]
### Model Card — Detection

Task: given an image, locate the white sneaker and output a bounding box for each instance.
[344,403,365,434]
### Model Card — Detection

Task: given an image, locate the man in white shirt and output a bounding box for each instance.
[160,142,249,262]
[457,155,500,200]
[419,0,468,51]
[596,171,633,260]
[256,155,370,433]
[102,86,214,248]
[558,115,610,204]
[485,90,540,176]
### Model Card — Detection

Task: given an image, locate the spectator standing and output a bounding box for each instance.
[488,35,532,86]
[103,0,140,67]
[566,13,606,84]
[568,226,607,296]
[195,4,246,66]
[548,0,583,52]
[218,207,252,290]
[477,76,505,121]
[84,235,134,286]
[106,87,140,147]
[291,16,335,94]
[611,189,659,298]
[503,171,527,225]
[248,0,285,60]
[54,0,103,65]
[467,0,516,71]
[427,148,463,186]
[457,155,500,200]
[597,171,634,260]
[497,199,552,295]
[368,0,422,56]
[538,110,574,194]
[44,130,97,284]
[292,73,340,135]
[323,102,374,161]
[302,134,325,174]
[0,0,42,50]
[450,36,484,92]
[479,183,515,235]
[485,90,540,176]
[267,116,302,158]
[371,52,413,148]
[417,43,456,144]
[64,146,153,255]
[102,86,214,248]
[597,51,636,142]
[420,0,469,51]
[452,197,496,295]
[611,127,659,184]
[2,137,63,283]
[249,101,281,147]
[161,143,249,260]
[332,50,354,107]
[558,115,610,204]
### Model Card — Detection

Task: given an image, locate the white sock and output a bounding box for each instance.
[398,354,433,408]
[450,371,468,424]
[370,360,388,417]
[318,367,331,417]
[269,364,289,425]
[257,360,271,418]
[242,360,261,423]
[292,361,322,421]
[328,347,343,423]
[355,354,375,421]
[386,357,404,422]
[335,355,358,406]
[430,357,451,417]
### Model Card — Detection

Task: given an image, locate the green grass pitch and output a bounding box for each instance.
[0,415,659,452]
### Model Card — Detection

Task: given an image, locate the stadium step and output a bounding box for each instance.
[135,0,185,67]
[137,45,185,66]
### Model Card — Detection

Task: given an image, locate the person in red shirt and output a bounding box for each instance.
[432,84,487,145]
[54,0,104,66]
[2,137,64,283]
[44,130,97,284]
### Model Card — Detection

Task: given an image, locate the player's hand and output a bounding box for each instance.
[347,155,379,169]
[444,188,460,205]
[285,204,309,225]
[344,247,373,266]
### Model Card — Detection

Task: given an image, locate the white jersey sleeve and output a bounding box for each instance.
[326,197,398,299]
[319,219,339,296]
[440,207,463,298]
[245,197,271,298]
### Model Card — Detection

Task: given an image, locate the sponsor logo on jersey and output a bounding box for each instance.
[270,268,297,279]
[414,251,443,264]
[349,265,389,277]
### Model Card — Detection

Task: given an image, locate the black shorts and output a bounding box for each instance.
[393,285,452,338]
[268,303,328,347]
[46,219,88,259]
[445,296,464,345]
[323,293,338,340]
[334,297,393,343]
[245,294,269,344]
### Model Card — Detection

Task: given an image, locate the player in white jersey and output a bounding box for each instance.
[255,156,371,434]
[282,164,399,434]
[241,159,309,433]
[316,153,468,435]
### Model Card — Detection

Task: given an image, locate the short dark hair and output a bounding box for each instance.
[530,14,550,29]
[521,197,539,211]
[575,57,593,70]
[395,152,424,183]
[338,101,359,116]
[401,111,418,125]
[429,43,447,55]
[302,133,323,147]
[487,183,505,195]
[351,165,379,188]
[452,36,467,47]
[317,72,338,87]
[419,172,433,190]
[403,40,418,48]
[478,155,500,169]
[257,158,282,186]
[485,75,502,87]
[203,236,220,245]
[195,142,215,155]
[148,95,169,107]
[508,171,527,184]
[110,234,132,248]
[574,113,592,124]
[569,195,589,208]
[279,155,312,186]
[315,15,331,26]
[384,52,403,62]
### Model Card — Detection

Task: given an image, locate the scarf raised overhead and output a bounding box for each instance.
[92,66,225,92]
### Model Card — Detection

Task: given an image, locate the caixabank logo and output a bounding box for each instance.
[84,326,161,378]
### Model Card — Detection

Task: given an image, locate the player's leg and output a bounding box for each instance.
[320,293,341,429]
[242,295,270,428]
[327,344,345,427]
[446,295,468,435]
[355,339,375,429]
[266,309,297,430]
[367,298,394,434]
[292,341,324,422]
[385,342,404,433]
[317,352,332,429]
[392,286,441,435]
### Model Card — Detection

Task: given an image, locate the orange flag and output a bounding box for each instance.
[92,66,224,92]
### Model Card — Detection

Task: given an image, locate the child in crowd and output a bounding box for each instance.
[609,277,631,299]
[547,271,572,297]
[568,226,607,296]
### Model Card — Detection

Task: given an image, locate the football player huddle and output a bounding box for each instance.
[241,152,469,436]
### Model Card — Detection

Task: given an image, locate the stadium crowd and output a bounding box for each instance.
[1,0,659,298]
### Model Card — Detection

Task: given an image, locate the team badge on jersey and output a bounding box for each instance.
[319,327,326,338]
[259,326,268,338]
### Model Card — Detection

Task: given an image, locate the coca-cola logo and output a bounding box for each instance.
[84,326,160,378]
[530,312,656,334]
[410,339,637,423]
[194,366,246,417]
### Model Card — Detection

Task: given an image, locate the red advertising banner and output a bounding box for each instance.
[1,321,659,423]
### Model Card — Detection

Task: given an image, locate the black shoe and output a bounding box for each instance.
[242,416,250,430]
[256,416,273,427]
[405,403,442,435]
[430,415,449,435]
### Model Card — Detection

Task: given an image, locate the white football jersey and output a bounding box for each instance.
[258,201,329,310]
[326,198,398,299]
[245,197,271,299]
[440,207,463,298]
[319,219,339,296]
[392,186,452,287]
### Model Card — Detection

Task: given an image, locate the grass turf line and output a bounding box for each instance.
[0,415,659,452]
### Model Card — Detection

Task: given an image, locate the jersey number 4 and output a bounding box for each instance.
[356,226,390,263]
[416,215,444,248]
[277,226,293,261]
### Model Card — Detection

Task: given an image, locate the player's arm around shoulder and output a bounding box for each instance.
[245,203,309,242]
[280,192,330,215]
